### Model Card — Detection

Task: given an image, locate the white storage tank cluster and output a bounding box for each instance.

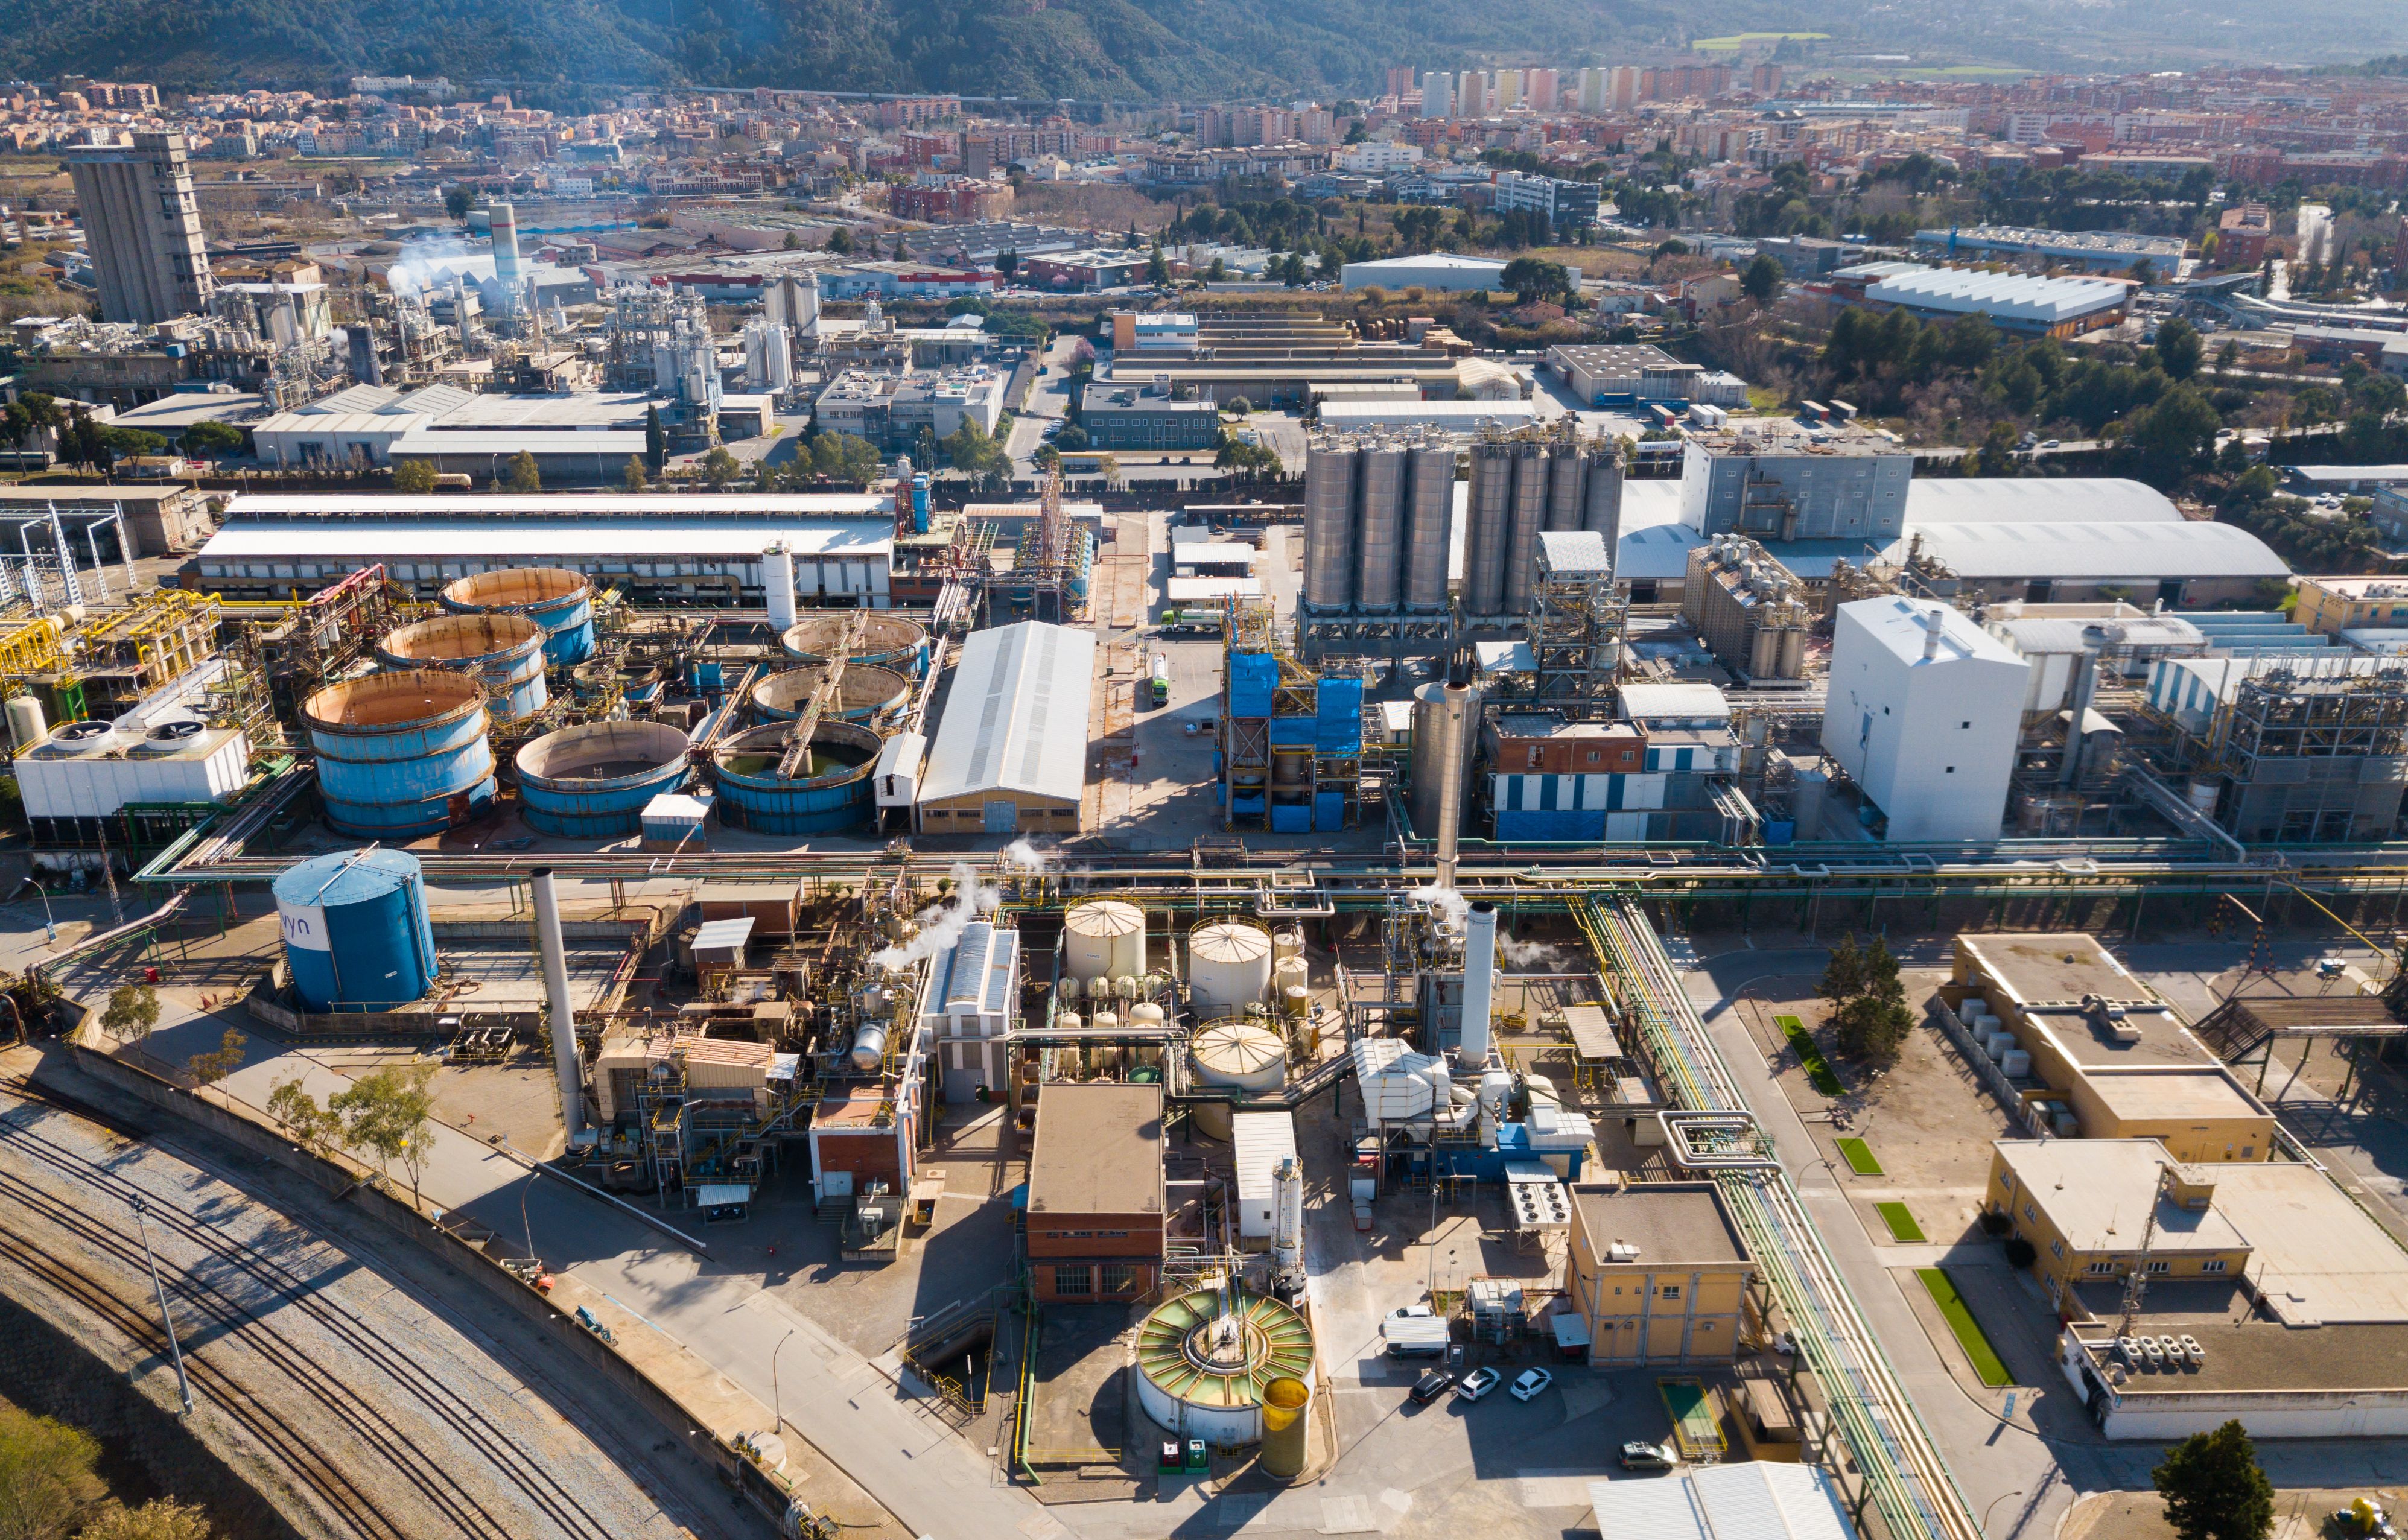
[1189,921,1274,1014]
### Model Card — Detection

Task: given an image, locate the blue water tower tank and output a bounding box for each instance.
[272,848,438,1013]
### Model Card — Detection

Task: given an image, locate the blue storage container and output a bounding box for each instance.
[1312,791,1345,831]
[440,568,596,666]
[1764,819,1796,845]
[1495,808,1607,842]
[1269,718,1317,747]
[1269,803,1311,833]
[516,720,693,838]
[710,721,878,835]
[303,671,495,838]
[1229,653,1278,718]
[1232,794,1266,818]
[376,613,548,723]
[273,848,437,1013]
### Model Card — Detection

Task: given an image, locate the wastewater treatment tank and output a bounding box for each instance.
[1134,1287,1314,1445]
[440,568,596,665]
[273,847,438,1013]
[710,720,879,835]
[749,664,909,726]
[779,613,931,677]
[376,613,548,723]
[302,670,495,838]
[515,720,693,838]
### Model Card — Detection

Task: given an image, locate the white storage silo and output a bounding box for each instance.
[1191,1021,1287,1139]
[1066,900,1147,983]
[1189,921,1275,1014]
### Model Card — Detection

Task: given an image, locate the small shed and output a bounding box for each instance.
[690,916,755,975]
[699,881,801,939]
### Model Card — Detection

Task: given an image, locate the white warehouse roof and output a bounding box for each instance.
[1341,253,1510,291]
[1907,520,2287,582]
[1864,268,2131,325]
[1587,1463,1854,1540]
[1317,400,1539,431]
[197,518,894,562]
[1904,477,2182,525]
[919,621,1095,807]
[221,492,891,519]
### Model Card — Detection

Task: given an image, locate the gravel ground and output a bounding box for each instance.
[0,1063,735,1540]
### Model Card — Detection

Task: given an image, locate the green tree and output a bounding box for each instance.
[1500,256,1569,306]
[1817,933,1865,1006]
[179,420,245,457]
[643,404,667,475]
[1206,256,1227,282]
[825,227,854,255]
[1147,247,1172,287]
[996,249,1019,283]
[912,423,941,470]
[621,457,647,493]
[699,446,740,489]
[77,1499,215,1540]
[1831,984,1912,1061]
[266,1077,341,1160]
[0,1402,104,1540]
[941,419,1012,489]
[1054,423,1090,453]
[1741,253,1785,305]
[504,450,541,493]
[2155,317,2203,382]
[99,984,159,1045]
[781,231,802,251]
[809,431,880,484]
[2123,384,2222,488]
[184,1027,246,1089]
[444,185,473,221]
[390,458,438,494]
[2152,1421,2273,1540]
[1224,396,1253,417]
[332,1062,439,1208]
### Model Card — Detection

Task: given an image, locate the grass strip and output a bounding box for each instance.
[1875,1202,1925,1243]
[1917,1268,2012,1387]
[1774,1014,1844,1096]
[1835,1136,1882,1176]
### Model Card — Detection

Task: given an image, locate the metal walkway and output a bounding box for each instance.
[1578,895,1984,1540]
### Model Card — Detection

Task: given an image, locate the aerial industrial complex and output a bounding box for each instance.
[16,54,2408,1540]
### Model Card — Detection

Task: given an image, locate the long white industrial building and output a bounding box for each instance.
[190,513,895,606]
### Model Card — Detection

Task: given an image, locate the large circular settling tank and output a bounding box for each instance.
[1134,1288,1314,1445]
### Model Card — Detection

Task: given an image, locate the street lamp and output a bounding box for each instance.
[1981,1489,2026,1536]
[21,876,54,943]
[770,1326,797,1428]
[130,1197,194,1414]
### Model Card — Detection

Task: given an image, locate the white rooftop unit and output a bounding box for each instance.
[1230,1111,1300,1241]
[1822,597,2030,843]
[1350,1038,1454,1128]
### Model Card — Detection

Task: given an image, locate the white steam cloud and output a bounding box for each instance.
[1412,884,1566,969]
[1002,838,1054,873]
[871,861,1001,971]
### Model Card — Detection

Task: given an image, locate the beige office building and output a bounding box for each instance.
[1566,1182,1755,1367]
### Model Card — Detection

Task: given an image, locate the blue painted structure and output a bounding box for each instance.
[303,671,495,838]
[780,613,933,679]
[749,664,909,726]
[272,848,438,1013]
[376,613,547,722]
[710,721,877,835]
[515,720,692,838]
[440,568,596,666]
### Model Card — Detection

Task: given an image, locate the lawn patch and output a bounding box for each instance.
[1875,1202,1925,1243]
[1835,1136,1882,1176]
[1774,1014,1844,1096]
[1916,1269,2012,1387]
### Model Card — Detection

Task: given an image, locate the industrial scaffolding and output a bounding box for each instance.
[1522,533,1625,720]
[2193,658,2408,844]
[1219,599,1364,832]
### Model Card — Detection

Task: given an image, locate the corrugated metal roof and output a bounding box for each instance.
[1904,477,2181,525]
[199,519,895,560]
[1587,1464,1853,1540]
[1866,268,2130,324]
[223,492,889,518]
[1231,1111,1298,1199]
[1907,520,2287,581]
[919,621,1094,806]
[1540,530,1616,575]
[1619,682,1732,724]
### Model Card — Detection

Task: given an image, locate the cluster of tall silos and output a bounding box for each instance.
[1302,431,1459,616]
[1461,422,1625,618]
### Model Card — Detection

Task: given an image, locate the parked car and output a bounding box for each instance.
[1455,1367,1501,1402]
[1390,1304,1434,1319]
[2042,439,2062,449]
[1620,1440,1676,1471]
[1508,1368,1554,1402]
[1409,1367,1456,1404]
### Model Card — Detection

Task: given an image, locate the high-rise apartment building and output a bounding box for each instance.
[65,131,213,326]
[1421,72,1455,119]
[1524,68,1558,112]
[1576,67,1609,115]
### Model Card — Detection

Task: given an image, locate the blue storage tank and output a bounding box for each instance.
[751,664,910,726]
[273,848,438,1013]
[780,613,932,678]
[710,720,878,835]
[440,568,595,666]
[303,671,495,838]
[515,720,692,838]
[376,613,548,723]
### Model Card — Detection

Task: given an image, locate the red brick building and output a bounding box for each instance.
[1026,1085,1164,1303]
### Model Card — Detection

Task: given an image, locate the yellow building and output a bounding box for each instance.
[1566,1182,1755,1367]
[2293,576,2408,637]
[1953,934,2275,1162]
[1986,1139,2252,1304]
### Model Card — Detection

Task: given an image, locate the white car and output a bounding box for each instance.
[1508,1368,1554,1402]
[1455,1367,1501,1402]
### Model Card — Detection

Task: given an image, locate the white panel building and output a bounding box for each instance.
[1821,597,2030,843]
[917,919,1021,1103]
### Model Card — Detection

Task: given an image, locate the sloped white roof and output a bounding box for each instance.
[1588,1463,1853,1540]
[919,621,1094,806]
[1908,519,2287,581]
[1866,268,2130,324]
[1904,477,2181,525]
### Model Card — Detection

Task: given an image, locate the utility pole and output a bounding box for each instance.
[2116,1164,2171,1340]
[130,1197,194,1413]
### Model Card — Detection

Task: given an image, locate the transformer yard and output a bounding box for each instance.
[13,477,2408,1540]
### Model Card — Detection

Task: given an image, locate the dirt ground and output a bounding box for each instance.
[2062,1486,2403,1540]
[1727,968,2012,1247]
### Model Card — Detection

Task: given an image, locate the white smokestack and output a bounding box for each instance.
[1920,605,1945,662]
[1458,901,1497,1070]
[532,868,585,1141]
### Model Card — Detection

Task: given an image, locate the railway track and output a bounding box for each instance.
[1579,896,1986,1540]
[0,1085,621,1540]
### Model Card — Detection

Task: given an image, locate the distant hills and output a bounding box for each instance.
[0,0,2401,103]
